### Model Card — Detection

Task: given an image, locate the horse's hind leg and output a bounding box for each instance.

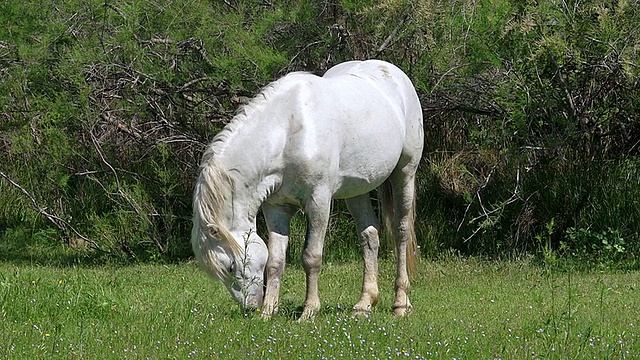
[299,190,332,322]
[346,194,380,315]
[388,169,418,316]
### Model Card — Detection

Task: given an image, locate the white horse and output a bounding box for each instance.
[192,60,424,321]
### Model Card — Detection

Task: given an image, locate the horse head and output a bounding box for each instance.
[192,217,268,308]
[191,159,269,309]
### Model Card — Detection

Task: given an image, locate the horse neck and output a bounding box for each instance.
[211,121,284,232]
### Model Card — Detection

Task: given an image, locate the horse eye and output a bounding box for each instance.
[228,260,235,274]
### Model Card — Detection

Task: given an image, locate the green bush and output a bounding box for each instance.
[1,0,639,266]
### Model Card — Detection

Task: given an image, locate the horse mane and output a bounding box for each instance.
[192,152,243,279]
[209,72,309,156]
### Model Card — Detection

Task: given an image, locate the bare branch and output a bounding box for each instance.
[218,0,237,11]
[0,170,106,252]
[461,165,522,243]
[103,2,125,18]
[376,11,410,54]
[178,77,209,93]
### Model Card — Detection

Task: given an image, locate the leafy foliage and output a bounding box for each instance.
[1,0,639,265]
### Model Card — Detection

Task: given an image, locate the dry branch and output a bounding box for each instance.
[0,170,106,252]
[376,11,410,54]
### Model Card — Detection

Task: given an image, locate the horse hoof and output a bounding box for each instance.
[297,314,315,322]
[297,309,317,323]
[393,306,413,316]
[352,309,371,317]
[352,303,372,316]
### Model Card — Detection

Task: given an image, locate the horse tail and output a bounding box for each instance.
[406,189,419,277]
[379,180,418,277]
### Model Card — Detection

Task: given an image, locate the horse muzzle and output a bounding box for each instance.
[245,292,264,309]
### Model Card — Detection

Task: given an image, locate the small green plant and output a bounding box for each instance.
[537,218,557,268]
[562,227,626,264]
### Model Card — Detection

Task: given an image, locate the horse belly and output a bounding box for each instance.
[333,170,395,199]
[333,136,403,199]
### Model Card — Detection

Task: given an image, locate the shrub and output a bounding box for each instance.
[1,0,638,266]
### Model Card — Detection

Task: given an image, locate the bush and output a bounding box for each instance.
[1,0,639,266]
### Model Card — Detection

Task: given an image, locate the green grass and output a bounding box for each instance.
[1,255,639,358]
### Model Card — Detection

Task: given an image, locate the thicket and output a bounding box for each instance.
[1,0,639,266]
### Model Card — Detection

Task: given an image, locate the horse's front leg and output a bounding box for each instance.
[261,204,293,320]
[299,191,332,322]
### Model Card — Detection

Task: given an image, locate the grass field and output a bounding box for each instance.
[1,253,639,359]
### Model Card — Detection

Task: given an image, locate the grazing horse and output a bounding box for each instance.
[191,60,424,321]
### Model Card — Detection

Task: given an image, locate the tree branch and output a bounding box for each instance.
[0,170,107,252]
[376,11,410,54]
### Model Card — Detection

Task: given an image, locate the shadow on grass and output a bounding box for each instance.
[0,226,151,267]
[267,301,354,321]
[0,240,106,267]
[229,300,356,322]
